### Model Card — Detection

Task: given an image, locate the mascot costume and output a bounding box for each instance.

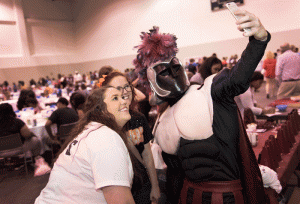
[133,9,281,204]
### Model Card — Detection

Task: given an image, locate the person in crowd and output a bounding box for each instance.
[276,42,300,99]
[228,54,238,69]
[35,86,139,204]
[98,66,146,103]
[186,70,194,81]
[132,69,152,121]
[102,71,161,204]
[187,64,196,76]
[13,82,18,92]
[221,57,228,68]
[59,74,68,88]
[235,71,275,119]
[99,65,114,79]
[67,73,74,85]
[133,9,277,204]
[263,51,277,98]
[187,58,197,75]
[70,92,86,119]
[45,97,79,143]
[17,89,41,111]
[78,83,89,99]
[66,83,74,96]
[74,84,80,92]
[26,97,44,114]
[190,56,222,85]
[0,103,51,176]
[18,80,27,90]
[30,79,37,87]
[55,84,62,97]
[73,71,83,85]
[43,83,53,98]
[96,65,114,88]
[82,73,86,83]
[2,81,11,100]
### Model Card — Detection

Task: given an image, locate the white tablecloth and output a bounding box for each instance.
[28,119,57,155]
[0,99,18,111]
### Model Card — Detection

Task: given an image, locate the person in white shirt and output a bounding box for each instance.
[235,71,275,119]
[73,71,83,85]
[35,86,137,204]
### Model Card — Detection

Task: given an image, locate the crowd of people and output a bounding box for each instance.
[1,7,298,204]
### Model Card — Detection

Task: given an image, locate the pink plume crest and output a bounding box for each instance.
[133,26,178,73]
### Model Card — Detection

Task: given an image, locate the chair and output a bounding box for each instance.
[0,133,32,175]
[259,143,274,170]
[285,121,296,144]
[276,128,290,155]
[58,122,78,143]
[268,135,282,168]
[243,108,256,126]
[281,124,294,149]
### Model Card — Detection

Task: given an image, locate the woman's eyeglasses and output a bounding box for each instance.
[108,84,132,94]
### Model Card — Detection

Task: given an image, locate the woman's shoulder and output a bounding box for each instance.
[83,122,122,143]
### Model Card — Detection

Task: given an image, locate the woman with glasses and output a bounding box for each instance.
[102,71,161,204]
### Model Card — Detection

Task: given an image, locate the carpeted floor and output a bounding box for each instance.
[0,166,50,204]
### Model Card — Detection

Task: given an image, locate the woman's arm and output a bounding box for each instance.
[133,88,146,102]
[142,143,161,203]
[102,186,135,204]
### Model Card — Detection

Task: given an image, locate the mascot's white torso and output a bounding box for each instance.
[153,75,215,155]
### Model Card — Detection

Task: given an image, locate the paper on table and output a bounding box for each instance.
[256,129,267,133]
[265,112,284,117]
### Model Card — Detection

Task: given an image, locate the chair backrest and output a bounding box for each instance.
[0,133,23,157]
[243,108,256,126]
[58,122,77,140]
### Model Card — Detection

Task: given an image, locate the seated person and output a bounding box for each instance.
[45,97,79,143]
[25,97,44,114]
[235,71,275,119]
[0,103,51,176]
[43,83,53,98]
[78,83,89,99]
[17,89,36,110]
[70,92,86,119]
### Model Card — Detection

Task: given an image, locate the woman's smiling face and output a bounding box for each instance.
[107,76,133,102]
[104,87,131,127]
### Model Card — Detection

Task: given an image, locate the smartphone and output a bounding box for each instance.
[225,2,251,33]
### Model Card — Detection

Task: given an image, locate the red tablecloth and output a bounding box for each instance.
[269,98,300,107]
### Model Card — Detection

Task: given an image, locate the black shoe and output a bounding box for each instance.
[267,94,270,99]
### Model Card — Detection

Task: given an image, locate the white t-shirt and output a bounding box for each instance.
[235,87,262,119]
[35,122,133,204]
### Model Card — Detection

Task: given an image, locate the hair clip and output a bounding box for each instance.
[98,75,107,87]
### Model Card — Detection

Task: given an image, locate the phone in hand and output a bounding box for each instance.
[226,2,251,33]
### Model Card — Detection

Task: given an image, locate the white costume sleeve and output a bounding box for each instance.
[259,165,282,194]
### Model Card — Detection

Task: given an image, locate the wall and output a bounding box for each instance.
[75,0,300,63]
[0,0,300,84]
[0,0,77,69]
